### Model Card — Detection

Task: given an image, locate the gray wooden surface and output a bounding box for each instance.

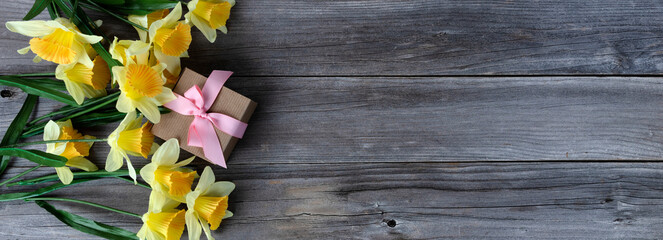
[2,0,663,239]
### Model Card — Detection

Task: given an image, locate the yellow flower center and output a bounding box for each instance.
[193,1,232,29]
[29,28,76,64]
[194,196,228,230]
[154,168,196,197]
[146,209,186,240]
[65,55,110,90]
[117,122,154,158]
[123,64,163,99]
[58,126,90,160]
[154,22,192,57]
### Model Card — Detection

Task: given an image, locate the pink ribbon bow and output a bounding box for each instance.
[163,70,247,168]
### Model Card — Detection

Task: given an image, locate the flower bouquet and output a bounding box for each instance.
[0,0,243,239]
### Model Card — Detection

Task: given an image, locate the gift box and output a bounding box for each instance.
[152,68,257,167]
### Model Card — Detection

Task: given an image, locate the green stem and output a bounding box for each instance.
[26,197,142,218]
[5,139,107,148]
[10,73,56,77]
[114,176,152,190]
[0,165,41,187]
[80,0,148,31]
[61,94,119,122]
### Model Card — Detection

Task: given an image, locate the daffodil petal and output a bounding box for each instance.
[126,157,137,183]
[44,120,60,141]
[204,181,235,197]
[128,14,148,41]
[17,46,30,54]
[186,210,202,240]
[66,156,98,171]
[116,93,135,113]
[200,218,215,240]
[74,32,102,44]
[134,99,161,123]
[62,77,86,105]
[154,87,176,105]
[55,167,73,185]
[190,14,217,43]
[140,163,157,186]
[152,139,180,165]
[153,48,181,74]
[223,210,233,219]
[136,224,148,240]
[162,2,183,27]
[172,156,195,169]
[6,20,54,37]
[105,148,124,172]
[195,166,215,193]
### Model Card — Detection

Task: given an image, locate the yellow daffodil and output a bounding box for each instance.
[44,120,98,184]
[5,18,102,67]
[140,139,197,201]
[185,166,234,240]
[149,3,191,75]
[106,110,158,182]
[129,9,171,42]
[113,46,176,123]
[185,0,235,43]
[55,54,110,104]
[109,37,151,67]
[137,191,186,240]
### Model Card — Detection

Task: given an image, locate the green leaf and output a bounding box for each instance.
[34,200,139,240]
[0,178,96,201]
[90,0,125,5]
[0,148,67,167]
[0,76,77,106]
[102,0,178,15]
[26,78,67,91]
[13,170,129,185]
[0,95,38,176]
[72,111,125,128]
[24,0,53,20]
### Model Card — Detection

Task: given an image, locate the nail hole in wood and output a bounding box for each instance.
[386,219,397,228]
[0,90,12,98]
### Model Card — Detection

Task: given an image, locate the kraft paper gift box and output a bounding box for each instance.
[152,68,257,166]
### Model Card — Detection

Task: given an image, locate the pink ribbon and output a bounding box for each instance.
[163,71,247,168]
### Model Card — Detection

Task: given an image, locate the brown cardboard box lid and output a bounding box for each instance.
[152,68,257,164]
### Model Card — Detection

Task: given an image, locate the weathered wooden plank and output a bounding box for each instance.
[4,76,663,163]
[5,0,663,76]
[2,162,663,239]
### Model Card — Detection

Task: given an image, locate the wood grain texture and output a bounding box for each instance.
[3,162,663,239]
[4,1,663,75]
[5,76,663,164]
[2,0,663,239]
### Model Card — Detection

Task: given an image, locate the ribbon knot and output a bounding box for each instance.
[163,71,248,168]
